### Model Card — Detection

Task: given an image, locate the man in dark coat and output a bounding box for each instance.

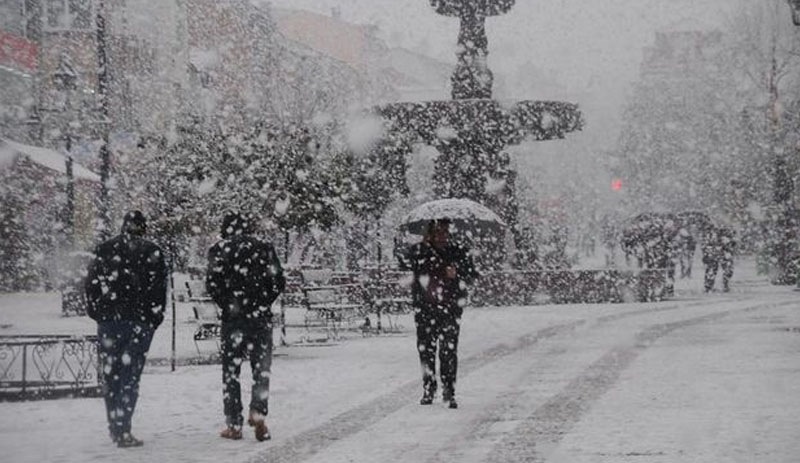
[85,210,167,448]
[703,225,737,292]
[206,212,285,441]
[396,219,478,409]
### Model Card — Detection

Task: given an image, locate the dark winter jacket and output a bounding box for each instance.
[703,228,736,265]
[676,230,696,254]
[85,234,168,329]
[206,235,285,324]
[397,241,478,319]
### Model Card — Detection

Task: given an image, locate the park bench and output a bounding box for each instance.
[300,282,363,341]
[280,270,306,308]
[185,279,221,354]
[367,274,413,333]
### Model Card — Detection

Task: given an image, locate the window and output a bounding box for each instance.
[44,0,92,31]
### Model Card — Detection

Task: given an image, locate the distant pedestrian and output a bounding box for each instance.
[703,225,736,292]
[676,227,696,279]
[206,212,285,441]
[718,227,736,292]
[85,210,168,448]
[396,219,478,409]
[601,220,618,267]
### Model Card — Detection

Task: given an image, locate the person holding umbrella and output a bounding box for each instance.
[395,218,478,409]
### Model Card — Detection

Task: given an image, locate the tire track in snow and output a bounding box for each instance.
[481,299,799,463]
[247,320,586,463]
[248,299,731,463]
[422,296,750,463]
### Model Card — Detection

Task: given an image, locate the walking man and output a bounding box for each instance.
[703,225,737,292]
[85,210,167,448]
[396,219,478,409]
[206,212,285,441]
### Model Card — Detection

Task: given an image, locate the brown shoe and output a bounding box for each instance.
[219,426,243,440]
[248,411,271,442]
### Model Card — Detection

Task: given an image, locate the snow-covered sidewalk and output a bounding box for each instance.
[1,258,799,463]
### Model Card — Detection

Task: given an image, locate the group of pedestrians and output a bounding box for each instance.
[78,205,743,448]
[620,214,737,294]
[682,223,736,293]
[84,211,477,447]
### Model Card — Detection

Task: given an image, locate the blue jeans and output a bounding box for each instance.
[97,321,154,439]
[221,321,273,427]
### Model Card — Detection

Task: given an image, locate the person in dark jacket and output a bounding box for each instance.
[206,211,285,441]
[703,225,736,292]
[85,210,167,448]
[396,219,478,409]
[703,226,736,292]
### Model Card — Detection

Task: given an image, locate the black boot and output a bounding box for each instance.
[420,378,436,405]
[420,391,434,405]
[443,386,457,409]
[116,433,144,448]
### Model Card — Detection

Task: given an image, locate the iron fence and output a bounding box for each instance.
[0,334,102,401]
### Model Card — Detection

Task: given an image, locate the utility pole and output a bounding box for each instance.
[96,0,113,238]
[65,152,75,246]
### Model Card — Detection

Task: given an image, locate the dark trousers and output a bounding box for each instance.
[704,259,717,291]
[721,259,733,291]
[221,320,273,427]
[415,311,461,399]
[679,250,694,278]
[705,258,733,291]
[97,320,155,440]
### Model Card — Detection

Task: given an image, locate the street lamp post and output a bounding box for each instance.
[52,56,78,246]
[96,0,113,239]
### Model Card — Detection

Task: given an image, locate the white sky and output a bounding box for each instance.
[261,0,778,203]
[262,0,749,101]
[260,0,765,199]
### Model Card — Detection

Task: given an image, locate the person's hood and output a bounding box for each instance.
[121,210,147,237]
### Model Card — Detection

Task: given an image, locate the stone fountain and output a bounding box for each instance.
[370,2,670,304]
[375,0,583,239]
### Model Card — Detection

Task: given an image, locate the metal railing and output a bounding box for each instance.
[0,335,102,401]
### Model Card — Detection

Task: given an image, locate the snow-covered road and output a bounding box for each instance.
[2,267,799,463]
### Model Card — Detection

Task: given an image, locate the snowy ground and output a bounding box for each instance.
[1,257,799,463]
